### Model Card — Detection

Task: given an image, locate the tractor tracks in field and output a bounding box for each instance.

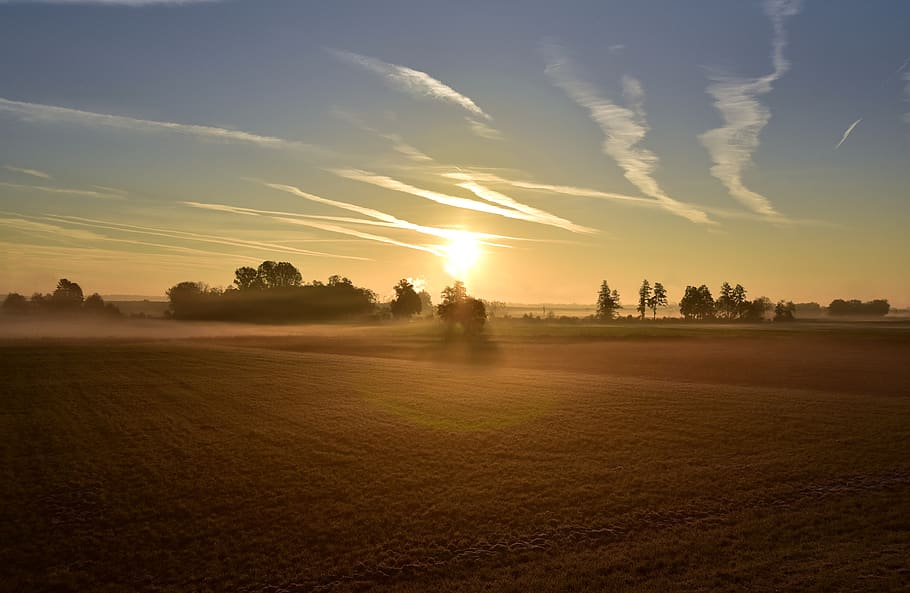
[245,468,910,593]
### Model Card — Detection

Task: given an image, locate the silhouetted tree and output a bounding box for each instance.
[827,298,890,316]
[166,281,209,319]
[679,285,715,320]
[732,284,748,318]
[637,279,652,320]
[390,279,422,318]
[52,278,83,310]
[2,292,28,314]
[596,281,621,321]
[774,300,796,322]
[233,266,263,291]
[256,261,302,289]
[648,282,668,319]
[83,293,106,313]
[437,281,486,335]
[716,282,735,320]
[741,296,772,322]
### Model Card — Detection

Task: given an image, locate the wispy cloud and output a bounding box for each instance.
[332,168,596,233]
[262,180,533,243]
[330,49,491,120]
[835,118,862,149]
[332,109,434,162]
[542,42,711,224]
[465,117,503,140]
[0,96,322,151]
[446,171,834,227]
[45,214,369,261]
[183,200,443,256]
[0,217,103,241]
[329,49,500,140]
[0,180,125,199]
[3,165,50,179]
[442,171,653,206]
[699,0,801,216]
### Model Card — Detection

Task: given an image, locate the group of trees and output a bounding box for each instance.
[2,279,121,317]
[827,299,890,317]
[596,280,798,323]
[167,261,378,322]
[636,280,669,320]
[678,282,779,322]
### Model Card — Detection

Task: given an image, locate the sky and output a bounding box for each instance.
[0,0,908,306]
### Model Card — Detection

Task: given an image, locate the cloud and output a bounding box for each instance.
[542,43,711,224]
[452,180,596,234]
[330,49,492,120]
[3,165,50,179]
[466,117,503,140]
[0,217,103,241]
[262,181,531,245]
[0,180,125,199]
[698,0,801,216]
[0,96,322,151]
[332,109,434,162]
[332,168,596,233]
[442,171,653,206]
[183,200,444,256]
[330,49,500,139]
[45,214,369,261]
[835,118,862,149]
[446,171,834,227]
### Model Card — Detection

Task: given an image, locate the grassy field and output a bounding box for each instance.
[2,322,909,592]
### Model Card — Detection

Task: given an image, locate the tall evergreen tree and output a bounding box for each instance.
[648,282,668,319]
[637,279,652,320]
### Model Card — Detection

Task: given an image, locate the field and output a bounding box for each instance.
[2,321,909,592]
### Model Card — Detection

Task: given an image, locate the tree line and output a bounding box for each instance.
[2,265,892,327]
[164,261,487,331]
[595,279,891,322]
[2,279,122,317]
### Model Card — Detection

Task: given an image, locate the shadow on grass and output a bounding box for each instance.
[415,329,503,366]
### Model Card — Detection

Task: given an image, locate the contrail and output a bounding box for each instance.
[835,118,862,149]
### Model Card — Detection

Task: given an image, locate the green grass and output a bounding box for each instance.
[1,327,908,592]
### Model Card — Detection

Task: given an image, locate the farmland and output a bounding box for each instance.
[2,321,909,592]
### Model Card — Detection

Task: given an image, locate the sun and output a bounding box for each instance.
[443,235,481,280]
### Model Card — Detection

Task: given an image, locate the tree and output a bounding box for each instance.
[166,281,208,319]
[648,282,668,319]
[742,296,772,322]
[596,281,621,321]
[774,300,796,322]
[233,266,262,291]
[716,282,735,319]
[390,279,422,319]
[255,261,302,289]
[732,284,748,319]
[437,281,486,335]
[679,285,715,320]
[83,293,106,313]
[52,278,84,310]
[637,279,652,320]
[2,292,28,314]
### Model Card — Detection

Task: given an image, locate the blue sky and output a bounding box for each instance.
[1,0,908,305]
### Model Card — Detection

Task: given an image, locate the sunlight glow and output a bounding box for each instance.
[443,234,481,280]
